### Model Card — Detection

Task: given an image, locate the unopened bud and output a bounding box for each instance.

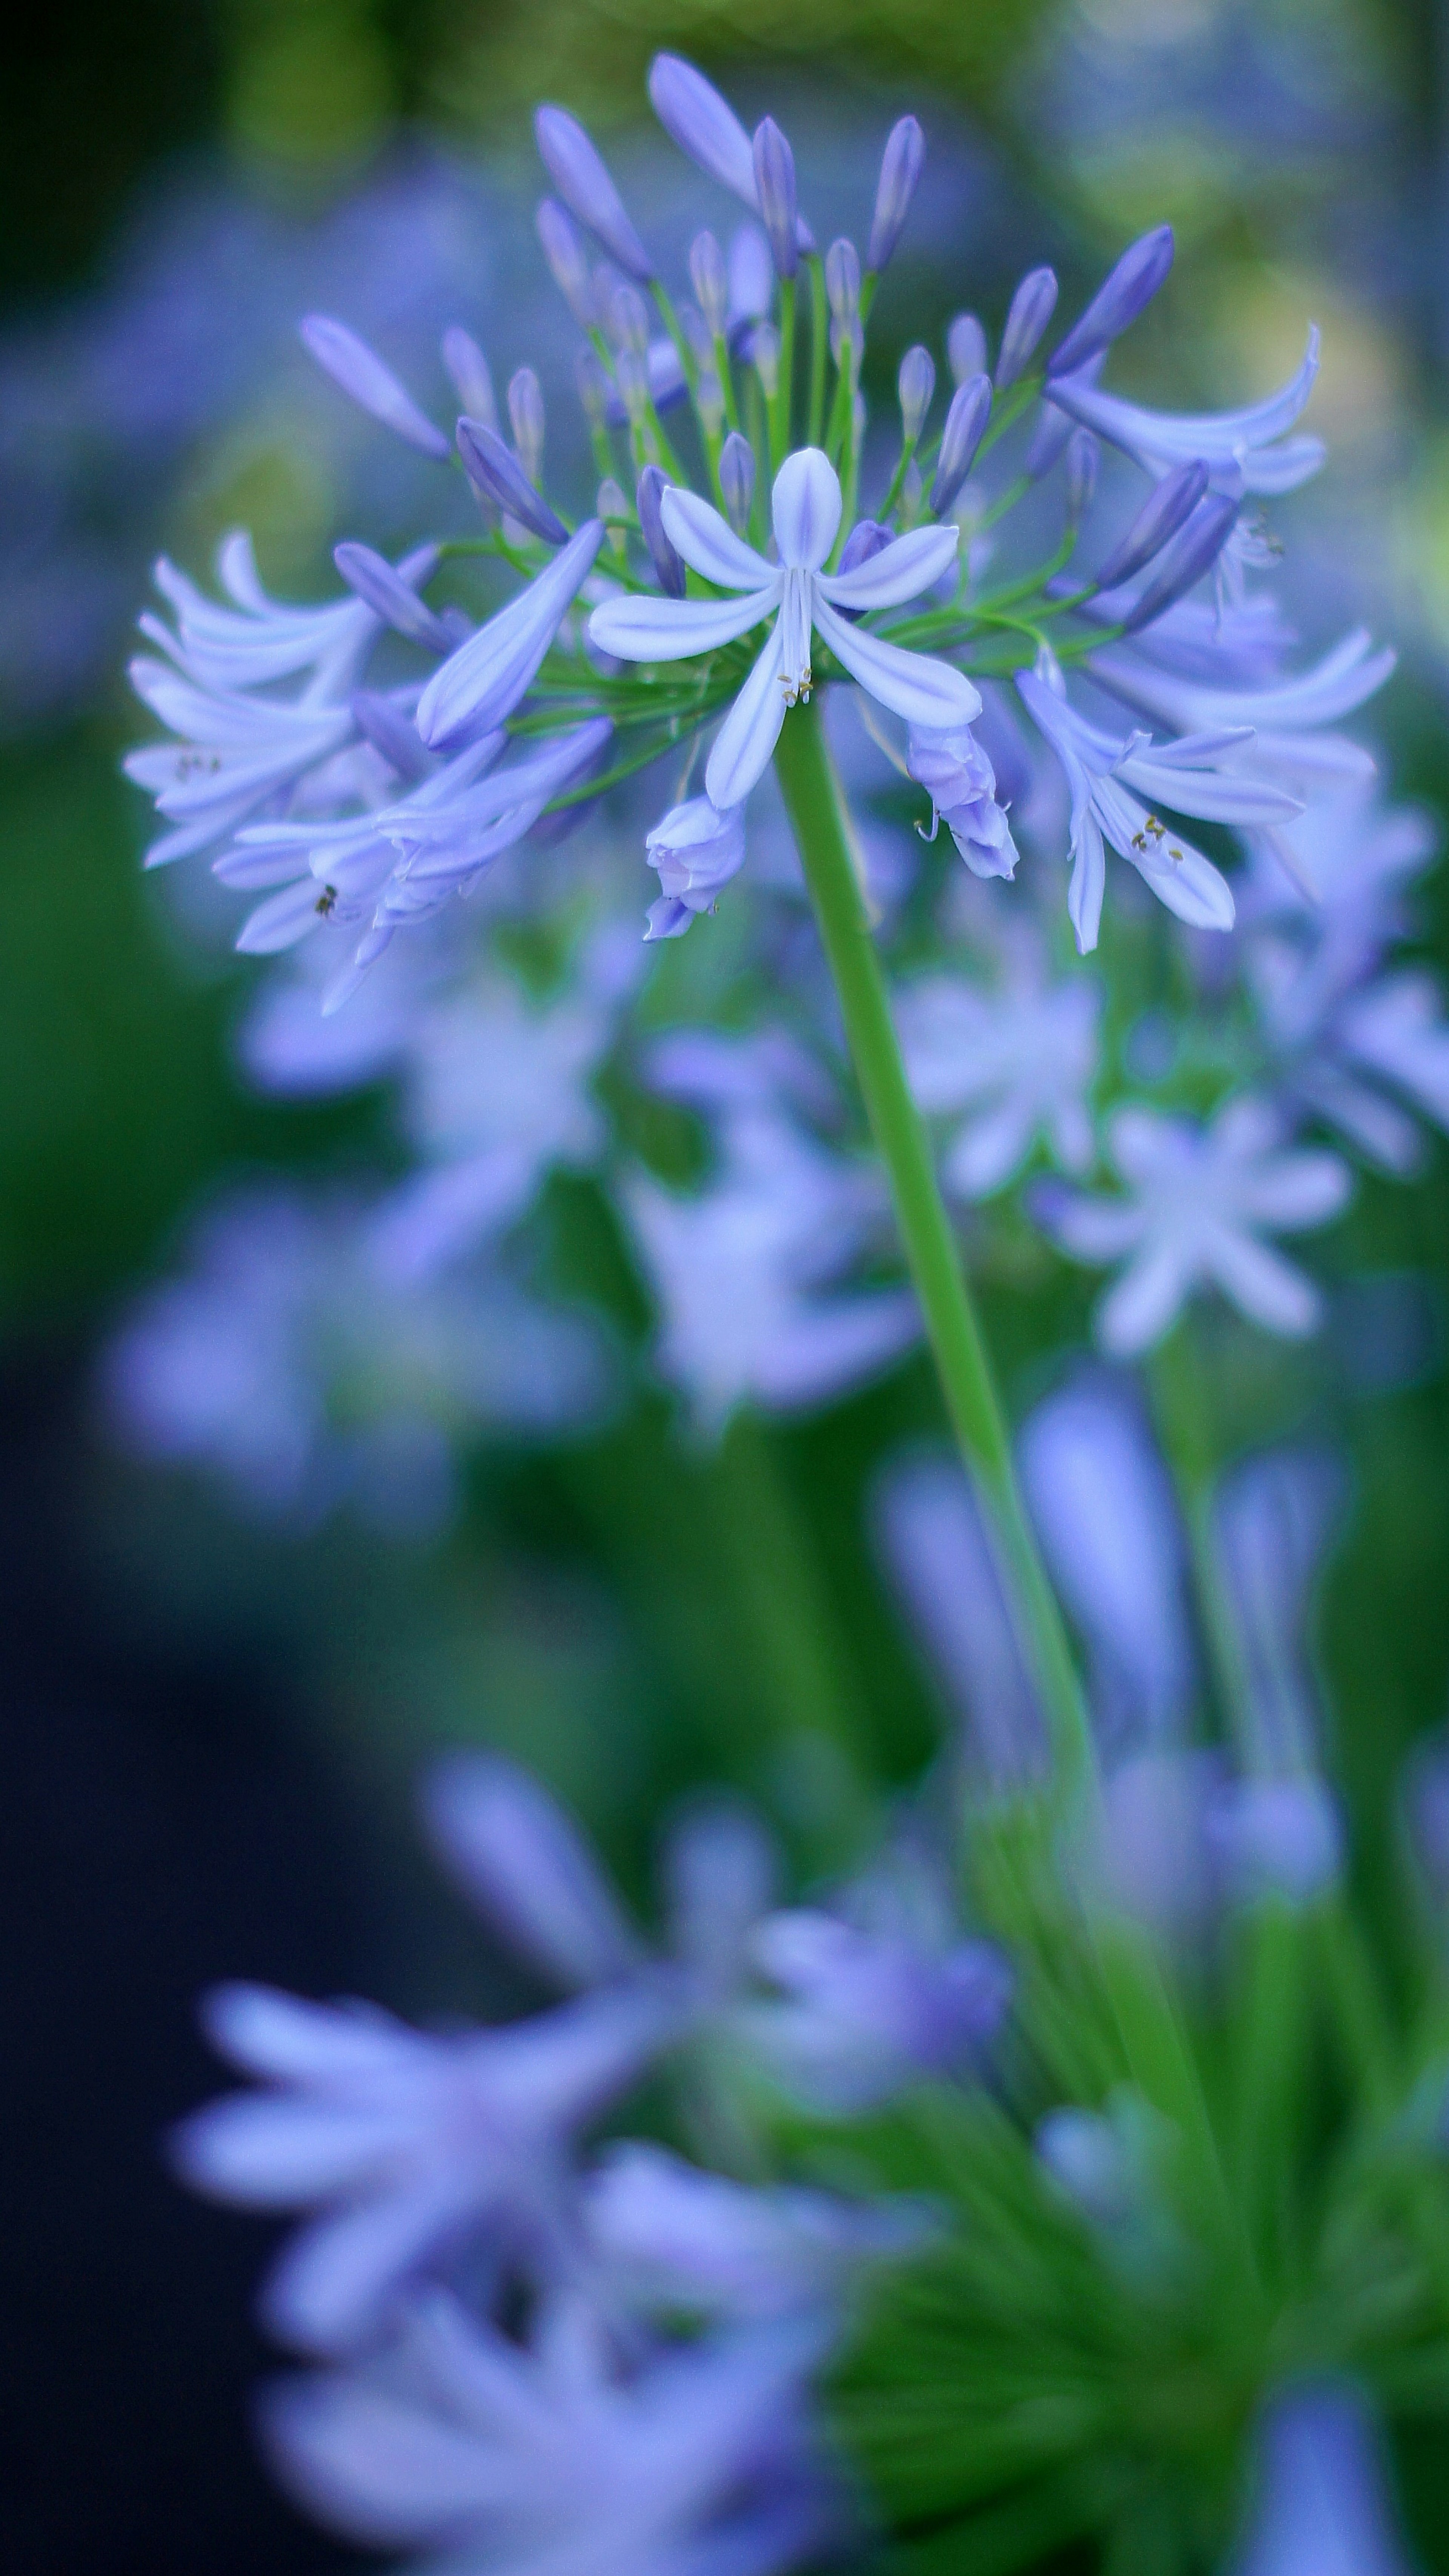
[1119,491,1238,633]
[440,326,498,431]
[931,373,991,514]
[689,230,730,336]
[614,347,650,427]
[1024,398,1074,481]
[752,117,798,281]
[1066,428,1099,524]
[824,238,861,326]
[637,464,686,597]
[1092,458,1209,592]
[946,312,987,386]
[868,115,924,274]
[534,102,654,282]
[1049,225,1174,379]
[508,368,546,485]
[996,266,1058,389]
[898,344,935,444]
[720,430,755,534]
[606,282,651,359]
[751,322,781,401]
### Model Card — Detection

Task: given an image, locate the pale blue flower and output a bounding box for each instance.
[300,313,451,458]
[1034,1096,1352,1352]
[1231,2385,1417,2576]
[907,719,1019,879]
[535,103,655,282]
[588,448,975,809]
[741,1891,1012,2111]
[263,2291,837,2576]
[644,796,748,938]
[1047,225,1175,379]
[868,117,926,274]
[896,943,1099,1197]
[417,520,605,751]
[1210,1448,1346,1775]
[1089,625,1395,796]
[995,266,1058,389]
[1017,651,1299,951]
[171,1979,678,2354]
[1048,326,1323,493]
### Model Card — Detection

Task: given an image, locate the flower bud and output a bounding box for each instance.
[898,344,935,444]
[695,364,725,440]
[575,347,611,425]
[508,368,546,485]
[1119,491,1238,633]
[689,230,730,336]
[1048,225,1174,379]
[535,198,597,330]
[995,266,1058,389]
[637,465,686,598]
[648,53,758,206]
[824,238,861,328]
[946,312,987,386]
[614,348,650,428]
[836,518,890,579]
[333,542,449,651]
[751,322,781,401]
[1024,399,1073,482]
[1092,458,1209,592]
[729,223,774,323]
[299,314,449,459]
[867,115,925,273]
[534,102,654,282]
[440,326,498,431]
[719,431,755,535]
[456,416,568,545]
[930,374,991,514]
[1065,428,1099,524]
[752,117,798,281]
[606,282,651,359]
[597,477,630,555]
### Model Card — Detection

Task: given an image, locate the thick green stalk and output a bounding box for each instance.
[772,696,1092,1794]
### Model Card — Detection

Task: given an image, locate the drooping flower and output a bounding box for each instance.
[1032,1095,1352,1353]
[588,448,977,810]
[1046,328,1324,494]
[907,720,1019,880]
[1017,649,1301,952]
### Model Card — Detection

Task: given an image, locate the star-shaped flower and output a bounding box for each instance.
[588,447,979,809]
[1033,1095,1351,1353]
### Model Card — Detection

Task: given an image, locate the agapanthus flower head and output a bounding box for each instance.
[896,938,1099,1199]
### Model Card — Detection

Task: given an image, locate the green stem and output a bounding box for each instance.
[772,696,1092,1796]
[806,255,829,449]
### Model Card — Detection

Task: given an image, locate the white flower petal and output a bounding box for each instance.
[588,585,776,662]
[705,625,789,807]
[772,449,842,571]
[1068,809,1107,955]
[817,523,960,611]
[1092,779,1235,932]
[812,597,980,728]
[660,488,775,589]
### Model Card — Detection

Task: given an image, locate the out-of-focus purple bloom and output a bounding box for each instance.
[871,1450,1049,1791]
[1211,1447,1346,1772]
[868,117,926,273]
[535,105,654,282]
[1047,225,1174,380]
[584,2142,926,2321]
[996,267,1058,389]
[1094,1749,1228,1941]
[896,949,1099,1197]
[417,519,604,750]
[741,1890,1012,2111]
[1019,1373,1195,1760]
[264,2292,838,2576]
[1018,651,1297,951]
[1209,1774,1344,1905]
[1065,429,1098,523]
[690,229,730,333]
[1025,399,1076,482]
[931,374,992,515]
[441,323,498,427]
[300,314,451,458]
[509,366,547,486]
[103,1185,612,1524]
[649,55,813,258]
[636,465,686,598]
[171,1979,677,2354]
[1231,2384,1416,2576]
[1034,1096,1352,1353]
[423,1753,645,1991]
[1050,325,1322,494]
[644,796,747,938]
[456,415,568,546]
[624,1091,917,1435]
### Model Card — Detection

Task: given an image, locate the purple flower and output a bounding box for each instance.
[867,118,926,274]
[171,1979,677,2354]
[417,520,604,751]
[1210,1447,1345,1773]
[1034,1096,1352,1353]
[741,1889,1012,2111]
[1047,225,1174,381]
[1049,324,1322,494]
[896,946,1099,1197]
[995,267,1058,389]
[1089,627,1395,797]
[1231,2385,1416,2576]
[871,1451,1049,1791]
[931,375,992,515]
[456,416,569,546]
[643,796,747,939]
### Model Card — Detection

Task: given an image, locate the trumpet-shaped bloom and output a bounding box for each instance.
[1047,328,1324,494]
[1017,654,1300,952]
[264,2292,836,2576]
[895,946,1100,1197]
[1089,626,1395,797]
[171,1980,679,2354]
[1033,1096,1352,1353]
[588,449,977,809]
